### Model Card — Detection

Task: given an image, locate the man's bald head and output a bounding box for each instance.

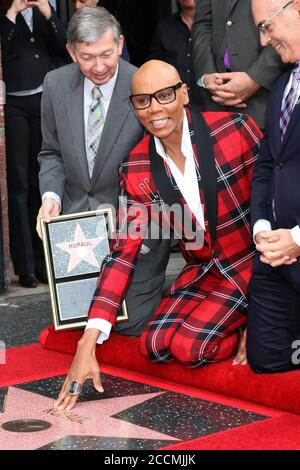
[252,0,291,18]
[131,60,182,95]
[130,60,189,142]
[252,0,300,64]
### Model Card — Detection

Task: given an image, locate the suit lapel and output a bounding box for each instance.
[226,0,239,14]
[66,69,90,185]
[91,61,131,185]
[149,136,180,207]
[190,111,218,246]
[281,102,300,152]
[272,73,290,156]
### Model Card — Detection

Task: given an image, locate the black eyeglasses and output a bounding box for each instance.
[258,0,293,35]
[130,82,183,110]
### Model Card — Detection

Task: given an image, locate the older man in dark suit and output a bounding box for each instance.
[247,0,300,373]
[192,0,287,128]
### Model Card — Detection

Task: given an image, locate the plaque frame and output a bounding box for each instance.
[41,208,128,331]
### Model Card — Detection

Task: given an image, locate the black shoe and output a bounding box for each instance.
[19,274,38,288]
[35,267,48,284]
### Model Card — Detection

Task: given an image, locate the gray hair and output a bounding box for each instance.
[67,7,121,47]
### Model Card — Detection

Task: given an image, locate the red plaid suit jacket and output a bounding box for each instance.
[88,109,262,324]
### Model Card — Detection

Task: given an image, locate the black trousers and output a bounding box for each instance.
[247,264,300,373]
[5,93,44,275]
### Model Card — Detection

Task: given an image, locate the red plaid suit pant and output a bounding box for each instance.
[140,266,247,366]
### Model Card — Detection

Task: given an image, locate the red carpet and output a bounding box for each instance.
[161,414,300,450]
[2,333,299,450]
[40,325,300,415]
[0,343,72,387]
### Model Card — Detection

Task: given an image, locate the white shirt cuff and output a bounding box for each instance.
[290,225,300,247]
[85,318,112,344]
[253,219,272,243]
[197,75,206,88]
[42,191,61,208]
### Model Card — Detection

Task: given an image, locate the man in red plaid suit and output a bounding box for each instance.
[56,60,262,410]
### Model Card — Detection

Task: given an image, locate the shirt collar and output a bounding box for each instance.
[154,109,193,162]
[84,63,119,102]
[21,8,33,25]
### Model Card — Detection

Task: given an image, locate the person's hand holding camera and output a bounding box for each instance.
[26,0,52,20]
[7,0,52,22]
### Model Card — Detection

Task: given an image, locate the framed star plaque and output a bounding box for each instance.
[40,209,128,331]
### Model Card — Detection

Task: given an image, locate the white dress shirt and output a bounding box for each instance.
[22,7,33,31]
[253,68,300,247]
[154,111,205,230]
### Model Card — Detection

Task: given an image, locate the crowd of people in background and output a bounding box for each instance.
[1,0,300,390]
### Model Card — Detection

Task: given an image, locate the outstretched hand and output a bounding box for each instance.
[55,329,104,411]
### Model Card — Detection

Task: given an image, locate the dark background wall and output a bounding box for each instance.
[57,0,173,66]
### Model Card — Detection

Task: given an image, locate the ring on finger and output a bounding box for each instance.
[68,380,82,396]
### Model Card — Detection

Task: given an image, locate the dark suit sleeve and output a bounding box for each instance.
[0,13,18,56]
[42,7,68,61]
[250,101,274,227]
[246,45,288,91]
[192,0,217,81]
[38,73,66,201]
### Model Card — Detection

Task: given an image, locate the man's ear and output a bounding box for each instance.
[293,0,300,13]
[182,83,190,106]
[118,35,125,56]
[66,43,77,64]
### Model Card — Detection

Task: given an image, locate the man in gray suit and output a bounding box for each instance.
[37,7,170,336]
[192,0,287,128]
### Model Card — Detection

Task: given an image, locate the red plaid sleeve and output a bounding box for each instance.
[87,165,149,325]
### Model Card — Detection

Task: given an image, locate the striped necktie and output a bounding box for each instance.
[86,86,104,177]
[279,62,300,141]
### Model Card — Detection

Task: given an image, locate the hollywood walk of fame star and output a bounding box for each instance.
[0,387,177,450]
[55,224,105,273]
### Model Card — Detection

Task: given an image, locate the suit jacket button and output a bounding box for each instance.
[226,20,232,26]
[34,54,39,59]
[30,37,35,43]
[88,191,94,197]
[276,162,283,169]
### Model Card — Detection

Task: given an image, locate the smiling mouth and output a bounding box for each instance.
[93,72,108,79]
[151,118,169,128]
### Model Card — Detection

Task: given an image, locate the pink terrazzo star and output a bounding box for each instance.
[55,224,105,273]
[0,387,177,450]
